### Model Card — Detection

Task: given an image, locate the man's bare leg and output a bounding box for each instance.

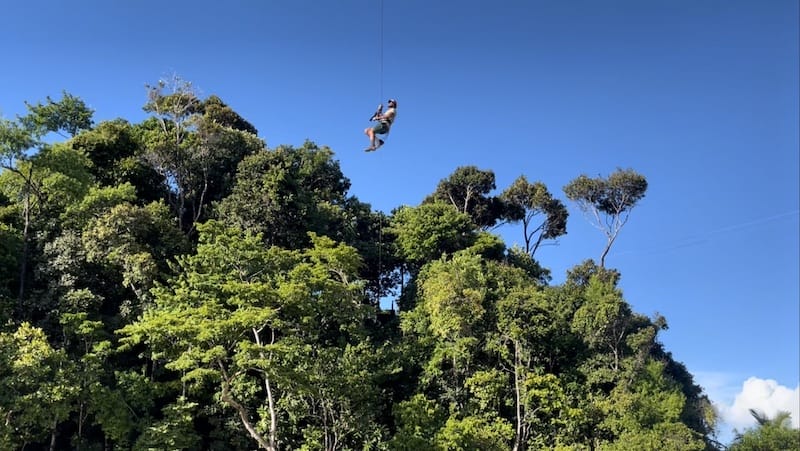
[364,128,377,150]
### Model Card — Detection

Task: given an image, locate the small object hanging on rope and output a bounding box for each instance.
[364,99,397,152]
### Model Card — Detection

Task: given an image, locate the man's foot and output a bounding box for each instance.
[376,139,384,149]
[364,146,375,152]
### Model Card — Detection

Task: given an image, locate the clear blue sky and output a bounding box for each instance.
[2,0,798,441]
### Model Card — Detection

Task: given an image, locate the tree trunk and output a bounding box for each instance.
[49,418,57,451]
[512,341,526,451]
[522,214,541,256]
[265,377,277,450]
[600,231,618,268]
[77,401,85,451]
[254,327,278,450]
[221,383,275,451]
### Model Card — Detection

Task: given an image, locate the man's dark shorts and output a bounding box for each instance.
[372,122,390,134]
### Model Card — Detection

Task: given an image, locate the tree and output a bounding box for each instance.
[599,423,706,451]
[501,176,568,256]
[0,144,93,311]
[563,168,647,267]
[571,277,637,374]
[119,221,377,450]
[490,282,563,450]
[1,119,42,307]
[0,221,20,321]
[650,346,718,444]
[0,323,80,451]
[594,361,707,451]
[192,97,264,207]
[132,397,201,451]
[82,200,188,307]
[39,183,187,338]
[424,166,506,229]
[566,259,621,288]
[389,202,476,269]
[485,266,585,450]
[141,75,261,233]
[317,203,403,306]
[388,394,445,450]
[201,95,258,135]
[729,409,800,451]
[1,93,94,311]
[413,252,489,410]
[58,312,130,449]
[215,142,350,249]
[19,91,94,138]
[433,415,514,451]
[278,342,389,451]
[69,119,167,202]
[0,117,36,166]
[504,246,551,285]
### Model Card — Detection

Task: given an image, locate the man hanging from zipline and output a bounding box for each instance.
[364,98,397,151]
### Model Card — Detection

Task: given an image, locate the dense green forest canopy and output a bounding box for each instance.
[1,83,777,450]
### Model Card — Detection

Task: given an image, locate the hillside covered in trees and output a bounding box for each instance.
[0,81,728,450]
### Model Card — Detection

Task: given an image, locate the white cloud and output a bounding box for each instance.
[719,377,800,431]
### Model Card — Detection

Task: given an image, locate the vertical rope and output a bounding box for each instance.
[379,0,384,102]
[377,1,386,310]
